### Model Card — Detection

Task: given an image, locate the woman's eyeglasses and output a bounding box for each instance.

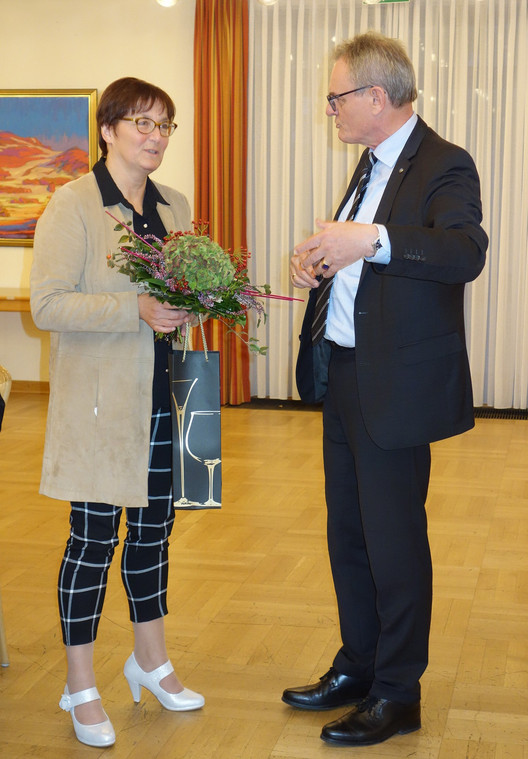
[121,117,177,137]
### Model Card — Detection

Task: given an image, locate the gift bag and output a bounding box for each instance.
[168,341,222,509]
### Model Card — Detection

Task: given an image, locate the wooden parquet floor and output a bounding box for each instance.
[0,391,527,758]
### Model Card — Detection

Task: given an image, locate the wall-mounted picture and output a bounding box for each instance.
[0,89,98,246]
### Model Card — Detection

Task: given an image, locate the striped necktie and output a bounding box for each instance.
[311,151,378,345]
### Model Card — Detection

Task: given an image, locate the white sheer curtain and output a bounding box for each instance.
[247,0,528,408]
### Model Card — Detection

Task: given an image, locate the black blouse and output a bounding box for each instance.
[93,158,171,410]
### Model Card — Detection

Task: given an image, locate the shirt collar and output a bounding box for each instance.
[92,157,169,211]
[372,112,418,169]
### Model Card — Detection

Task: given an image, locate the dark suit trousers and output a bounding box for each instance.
[323,345,432,703]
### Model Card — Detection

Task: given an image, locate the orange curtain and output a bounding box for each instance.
[193,0,250,405]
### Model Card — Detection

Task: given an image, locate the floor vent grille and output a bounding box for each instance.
[474,407,528,420]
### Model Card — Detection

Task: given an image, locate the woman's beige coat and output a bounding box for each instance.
[30,171,191,508]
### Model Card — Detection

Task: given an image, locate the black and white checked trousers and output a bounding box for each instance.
[58,409,175,646]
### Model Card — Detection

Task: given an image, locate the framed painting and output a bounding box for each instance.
[0,89,98,246]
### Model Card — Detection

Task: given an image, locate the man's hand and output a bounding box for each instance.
[138,294,193,334]
[291,219,379,285]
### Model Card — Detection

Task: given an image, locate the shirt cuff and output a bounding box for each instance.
[365,224,391,264]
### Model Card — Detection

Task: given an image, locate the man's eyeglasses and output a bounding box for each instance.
[326,85,373,113]
[121,117,177,137]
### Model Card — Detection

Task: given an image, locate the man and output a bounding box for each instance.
[284,32,487,747]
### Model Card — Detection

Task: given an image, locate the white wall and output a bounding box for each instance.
[0,0,196,381]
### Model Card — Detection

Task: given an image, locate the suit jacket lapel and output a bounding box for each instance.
[373,115,428,224]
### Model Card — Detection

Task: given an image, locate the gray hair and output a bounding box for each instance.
[334,31,417,107]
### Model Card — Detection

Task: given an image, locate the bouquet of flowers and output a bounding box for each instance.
[106,212,285,354]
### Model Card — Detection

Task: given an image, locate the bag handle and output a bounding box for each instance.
[182,313,208,363]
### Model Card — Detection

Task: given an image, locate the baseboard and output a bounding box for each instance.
[11,380,49,394]
[6,387,528,418]
[235,397,322,410]
[239,398,528,419]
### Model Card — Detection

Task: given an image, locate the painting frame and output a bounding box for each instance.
[0,88,98,246]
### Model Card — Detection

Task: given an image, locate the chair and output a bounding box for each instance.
[0,364,12,666]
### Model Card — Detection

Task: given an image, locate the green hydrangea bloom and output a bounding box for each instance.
[163,234,236,291]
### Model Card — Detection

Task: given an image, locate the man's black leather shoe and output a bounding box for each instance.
[282,668,371,711]
[321,696,421,745]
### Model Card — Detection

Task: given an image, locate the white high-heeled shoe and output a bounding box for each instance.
[59,685,116,747]
[124,652,204,711]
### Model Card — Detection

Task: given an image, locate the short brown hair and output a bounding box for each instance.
[335,32,417,107]
[96,77,175,156]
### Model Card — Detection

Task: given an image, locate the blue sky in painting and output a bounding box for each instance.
[0,95,90,152]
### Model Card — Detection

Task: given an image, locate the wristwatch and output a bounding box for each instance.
[371,224,382,256]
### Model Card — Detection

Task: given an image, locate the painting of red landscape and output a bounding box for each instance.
[0,89,97,245]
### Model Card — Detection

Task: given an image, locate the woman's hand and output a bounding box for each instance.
[290,250,319,289]
[138,294,193,334]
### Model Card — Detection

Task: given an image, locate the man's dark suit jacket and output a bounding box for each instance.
[297,116,488,450]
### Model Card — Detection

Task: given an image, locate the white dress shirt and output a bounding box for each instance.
[325,112,418,347]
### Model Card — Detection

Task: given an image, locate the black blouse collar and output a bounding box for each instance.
[92,157,169,211]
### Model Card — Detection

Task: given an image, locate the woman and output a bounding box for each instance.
[30,77,204,748]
